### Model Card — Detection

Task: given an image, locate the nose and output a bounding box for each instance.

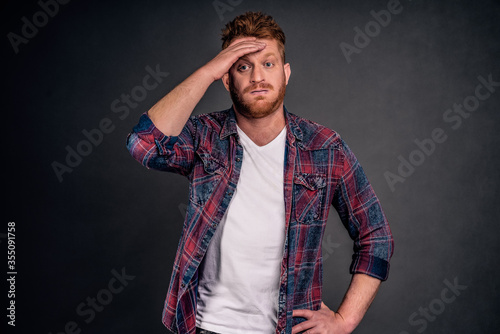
[250,66,264,84]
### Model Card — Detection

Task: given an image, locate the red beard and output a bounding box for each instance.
[229,78,286,119]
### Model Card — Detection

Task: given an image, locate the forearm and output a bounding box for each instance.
[147,38,267,137]
[148,67,214,136]
[336,273,382,332]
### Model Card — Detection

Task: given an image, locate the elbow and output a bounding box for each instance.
[126,132,149,167]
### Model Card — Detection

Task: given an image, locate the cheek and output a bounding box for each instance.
[230,78,246,95]
[272,73,286,87]
[228,72,240,87]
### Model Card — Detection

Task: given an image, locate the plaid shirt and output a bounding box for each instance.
[126,107,394,334]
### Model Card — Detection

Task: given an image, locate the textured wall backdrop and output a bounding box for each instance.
[3,0,499,333]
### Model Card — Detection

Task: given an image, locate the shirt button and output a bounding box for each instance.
[236,158,241,162]
[180,283,186,288]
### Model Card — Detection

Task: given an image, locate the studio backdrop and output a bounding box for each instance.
[3,0,500,333]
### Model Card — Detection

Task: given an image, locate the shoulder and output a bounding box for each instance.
[287,111,343,150]
[189,109,230,128]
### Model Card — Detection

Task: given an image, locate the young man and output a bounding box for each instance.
[127,11,394,334]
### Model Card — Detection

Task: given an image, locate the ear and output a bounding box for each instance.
[284,63,291,85]
[222,73,230,92]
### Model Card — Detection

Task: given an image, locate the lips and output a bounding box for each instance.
[245,84,273,95]
[250,89,269,95]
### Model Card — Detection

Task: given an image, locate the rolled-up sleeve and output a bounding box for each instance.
[126,113,197,177]
[332,139,394,281]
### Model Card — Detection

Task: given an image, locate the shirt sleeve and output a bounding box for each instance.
[126,112,197,177]
[331,139,394,281]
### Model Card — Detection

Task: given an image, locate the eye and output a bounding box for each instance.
[238,64,250,71]
[264,62,274,68]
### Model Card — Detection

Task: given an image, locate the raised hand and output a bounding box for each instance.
[147,37,266,136]
[202,37,267,81]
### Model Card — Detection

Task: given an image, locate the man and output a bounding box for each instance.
[127,11,394,334]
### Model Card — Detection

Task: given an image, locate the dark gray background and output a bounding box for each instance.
[3,0,499,333]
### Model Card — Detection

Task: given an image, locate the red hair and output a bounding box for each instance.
[221,11,286,62]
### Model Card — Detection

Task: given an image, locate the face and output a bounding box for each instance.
[223,38,291,119]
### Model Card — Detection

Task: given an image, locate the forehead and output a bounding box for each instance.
[234,38,281,61]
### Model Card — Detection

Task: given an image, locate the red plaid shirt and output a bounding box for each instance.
[126,107,394,334]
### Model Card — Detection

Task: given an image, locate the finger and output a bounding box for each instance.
[206,41,266,80]
[228,41,266,54]
[224,43,266,61]
[292,309,314,319]
[226,37,265,48]
[226,40,262,52]
[227,36,257,46]
[291,320,314,334]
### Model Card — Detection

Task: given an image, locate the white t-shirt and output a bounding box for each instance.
[196,124,287,334]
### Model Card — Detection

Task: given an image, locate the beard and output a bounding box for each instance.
[229,76,286,119]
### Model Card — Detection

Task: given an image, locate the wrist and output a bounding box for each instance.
[198,62,223,83]
[336,311,358,333]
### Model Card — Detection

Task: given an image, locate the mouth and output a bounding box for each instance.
[250,89,269,95]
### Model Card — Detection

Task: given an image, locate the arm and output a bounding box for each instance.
[126,38,267,172]
[292,273,381,334]
[333,138,394,280]
[336,273,381,331]
[292,139,393,333]
[148,37,267,136]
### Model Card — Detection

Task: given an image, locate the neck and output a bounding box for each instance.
[234,104,286,146]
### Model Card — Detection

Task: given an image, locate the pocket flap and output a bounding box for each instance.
[196,148,225,175]
[294,173,327,190]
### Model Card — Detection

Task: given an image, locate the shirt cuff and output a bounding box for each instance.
[132,113,179,154]
[350,255,391,281]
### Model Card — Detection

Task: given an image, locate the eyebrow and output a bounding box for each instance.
[262,52,277,58]
[238,52,278,63]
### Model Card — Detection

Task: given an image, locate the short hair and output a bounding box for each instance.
[221,11,286,62]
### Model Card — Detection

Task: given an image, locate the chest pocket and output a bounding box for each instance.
[189,148,225,207]
[293,173,327,224]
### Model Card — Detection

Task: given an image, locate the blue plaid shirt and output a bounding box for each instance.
[126,107,394,334]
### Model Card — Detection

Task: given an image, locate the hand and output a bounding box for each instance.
[202,37,266,81]
[291,302,352,334]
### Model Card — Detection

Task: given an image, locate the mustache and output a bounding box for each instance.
[243,83,274,94]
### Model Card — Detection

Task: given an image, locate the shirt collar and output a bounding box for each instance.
[220,105,303,143]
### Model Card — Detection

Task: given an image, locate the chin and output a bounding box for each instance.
[230,82,287,119]
[236,99,282,119]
